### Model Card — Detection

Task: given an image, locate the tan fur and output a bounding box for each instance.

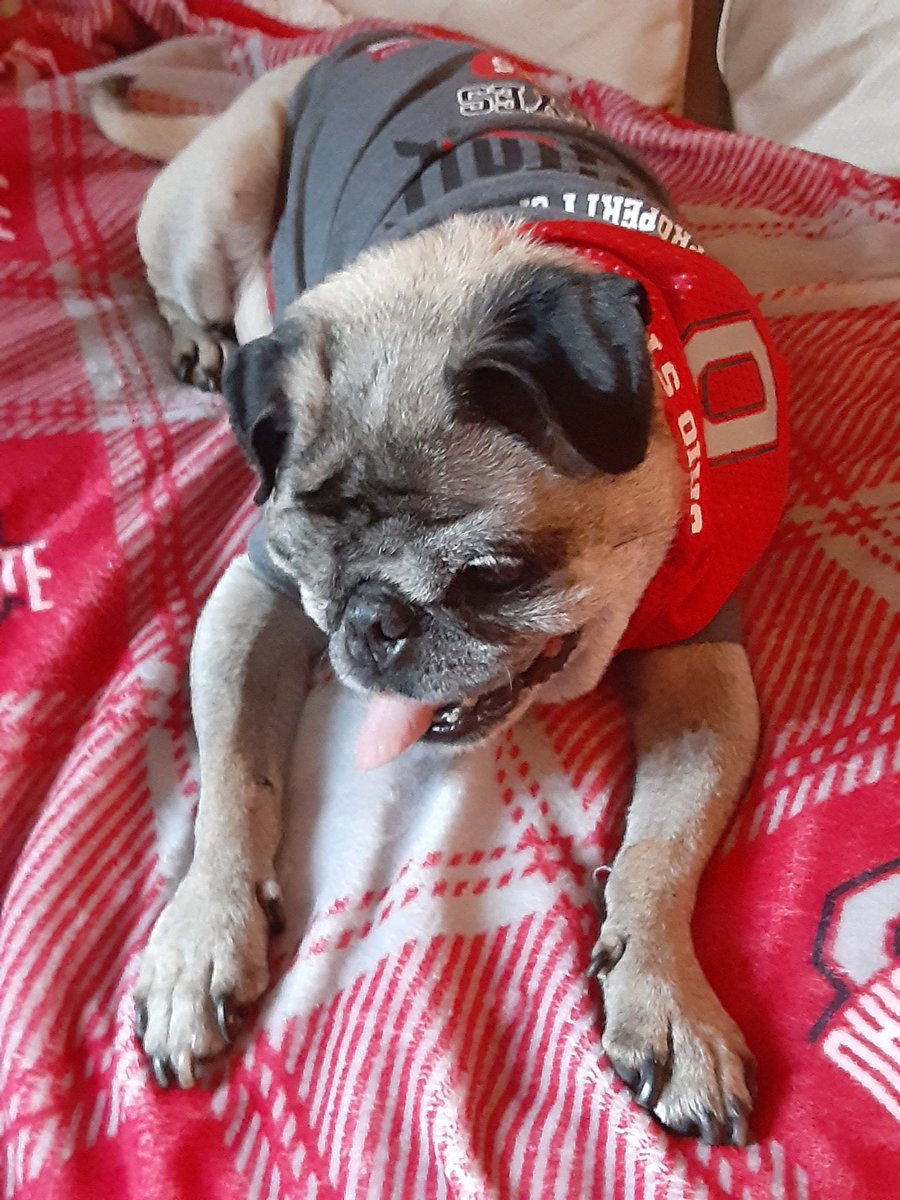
[94,56,762,1142]
[93,58,316,376]
[596,642,759,1136]
[136,557,323,1086]
[266,217,683,710]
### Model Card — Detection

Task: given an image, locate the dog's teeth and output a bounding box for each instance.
[434,705,462,727]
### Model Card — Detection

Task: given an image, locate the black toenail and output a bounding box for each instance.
[611,1060,640,1092]
[134,1000,148,1044]
[636,1054,665,1109]
[586,938,623,979]
[698,1110,727,1145]
[667,1114,700,1137]
[215,995,238,1044]
[174,351,197,382]
[745,1057,758,1103]
[151,1055,170,1089]
[727,1098,750,1146]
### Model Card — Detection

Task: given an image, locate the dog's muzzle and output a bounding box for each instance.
[424,630,580,744]
[343,582,581,770]
[343,584,419,674]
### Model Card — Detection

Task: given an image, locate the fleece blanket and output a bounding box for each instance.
[1,3,898,1198]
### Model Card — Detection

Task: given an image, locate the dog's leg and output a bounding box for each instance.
[134,57,317,388]
[135,557,324,1087]
[592,632,759,1144]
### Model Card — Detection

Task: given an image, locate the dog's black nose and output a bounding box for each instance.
[344,587,418,672]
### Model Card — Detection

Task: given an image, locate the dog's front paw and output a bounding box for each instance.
[134,870,284,1088]
[590,933,755,1146]
[169,317,237,392]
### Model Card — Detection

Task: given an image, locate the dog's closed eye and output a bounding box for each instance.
[460,556,532,593]
[445,556,537,611]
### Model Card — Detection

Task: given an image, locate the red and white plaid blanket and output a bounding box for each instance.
[1,3,898,1198]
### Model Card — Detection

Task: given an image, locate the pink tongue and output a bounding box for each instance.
[355,694,435,771]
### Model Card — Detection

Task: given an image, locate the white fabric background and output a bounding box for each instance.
[720,0,900,175]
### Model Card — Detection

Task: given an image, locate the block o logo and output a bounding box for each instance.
[683,316,780,463]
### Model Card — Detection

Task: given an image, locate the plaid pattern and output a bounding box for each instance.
[1,4,898,1198]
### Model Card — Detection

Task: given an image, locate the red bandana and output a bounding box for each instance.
[529,218,790,648]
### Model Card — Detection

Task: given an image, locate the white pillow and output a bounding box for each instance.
[336,1,694,110]
[719,0,900,175]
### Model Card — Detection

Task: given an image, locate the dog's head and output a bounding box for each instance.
[224,220,681,763]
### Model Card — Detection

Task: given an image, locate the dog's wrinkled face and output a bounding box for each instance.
[224,221,681,752]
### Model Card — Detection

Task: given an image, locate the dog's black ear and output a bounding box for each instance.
[222,322,303,504]
[458,267,653,476]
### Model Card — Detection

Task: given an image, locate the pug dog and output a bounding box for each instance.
[92,29,789,1143]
